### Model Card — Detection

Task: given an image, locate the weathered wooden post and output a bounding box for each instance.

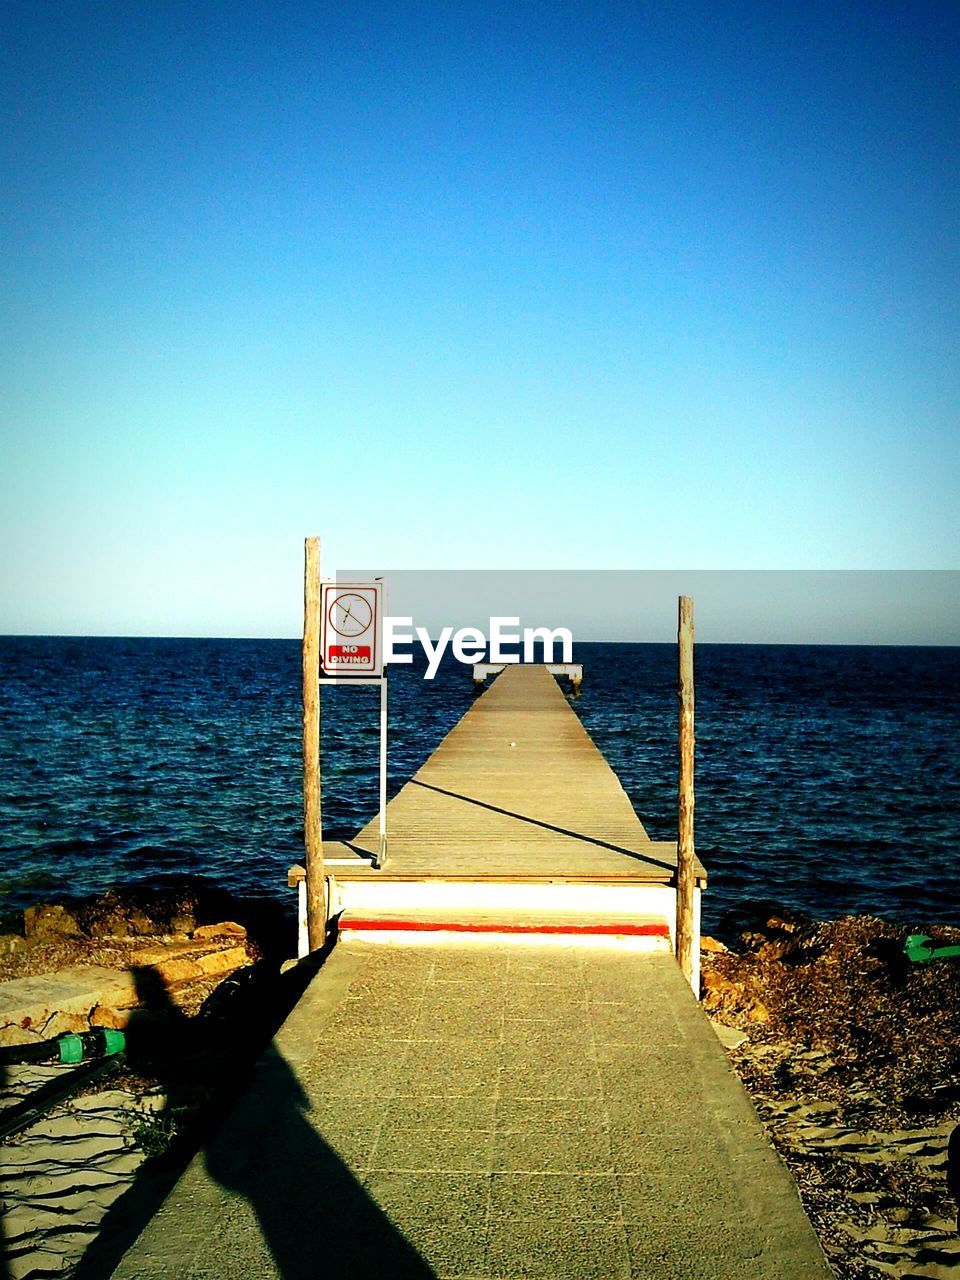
[675,595,696,987]
[302,536,325,951]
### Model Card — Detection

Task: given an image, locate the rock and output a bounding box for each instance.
[86,917,127,939]
[78,888,168,939]
[130,941,195,967]
[701,967,769,1024]
[86,903,158,939]
[701,968,744,1007]
[129,942,248,986]
[700,935,727,954]
[701,967,734,992]
[0,1024,44,1047]
[23,904,83,939]
[193,921,247,941]
[162,952,222,984]
[128,908,159,936]
[758,936,800,962]
[739,931,769,952]
[710,1019,748,1049]
[0,966,139,1045]
[41,1010,91,1037]
[90,1004,127,1029]
[0,933,27,955]
[147,955,204,984]
[765,913,801,935]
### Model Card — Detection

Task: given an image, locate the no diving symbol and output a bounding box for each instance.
[328,592,373,638]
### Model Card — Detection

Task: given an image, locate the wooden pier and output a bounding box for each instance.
[112,659,832,1279]
[318,664,705,982]
[329,663,697,881]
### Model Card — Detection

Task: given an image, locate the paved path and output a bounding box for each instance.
[111,941,832,1279]
[327,664,702,883]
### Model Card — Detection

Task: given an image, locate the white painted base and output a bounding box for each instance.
[297,879,308,959]
[336,879,675,921]
[339,929,672,952]
[328,878,702,995]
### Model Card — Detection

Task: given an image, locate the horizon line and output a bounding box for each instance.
[1,634,958,649]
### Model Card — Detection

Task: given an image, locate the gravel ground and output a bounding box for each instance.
[703,908,960,1280]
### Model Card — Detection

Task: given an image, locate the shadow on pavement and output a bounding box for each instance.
[0,1057,9,1280]
[73,949,436,1279]
[204,1043,436,1279]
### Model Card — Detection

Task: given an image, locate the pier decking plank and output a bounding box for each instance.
[335,664,705,882]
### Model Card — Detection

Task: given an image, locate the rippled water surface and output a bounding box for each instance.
[0,638,957,931]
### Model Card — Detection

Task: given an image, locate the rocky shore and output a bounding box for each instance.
[702,906,960,1280]
[0,882,292,1015]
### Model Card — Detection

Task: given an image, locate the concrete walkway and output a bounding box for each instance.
[110,940,831,1279]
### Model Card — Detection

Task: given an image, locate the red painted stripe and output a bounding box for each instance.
[338,919,671,937]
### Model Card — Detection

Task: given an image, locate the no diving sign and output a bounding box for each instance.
[321,582,382,677]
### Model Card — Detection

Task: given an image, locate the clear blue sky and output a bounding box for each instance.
[1,1,957,636]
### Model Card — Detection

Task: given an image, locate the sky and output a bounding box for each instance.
[1,1,958,637]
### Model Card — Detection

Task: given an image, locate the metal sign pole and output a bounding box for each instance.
[377,676,388,868]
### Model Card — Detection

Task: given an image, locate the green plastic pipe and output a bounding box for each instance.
[904,933,960,964]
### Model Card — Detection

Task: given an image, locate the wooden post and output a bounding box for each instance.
[675,595,696,986]
[302,537,325,951]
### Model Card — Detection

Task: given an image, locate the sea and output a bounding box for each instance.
[0,638,957,935]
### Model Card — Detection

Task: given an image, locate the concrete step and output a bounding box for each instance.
[337,907,672,950]
[334,879,676,949]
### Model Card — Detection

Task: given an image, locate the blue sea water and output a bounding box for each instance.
[0,638,957,933]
